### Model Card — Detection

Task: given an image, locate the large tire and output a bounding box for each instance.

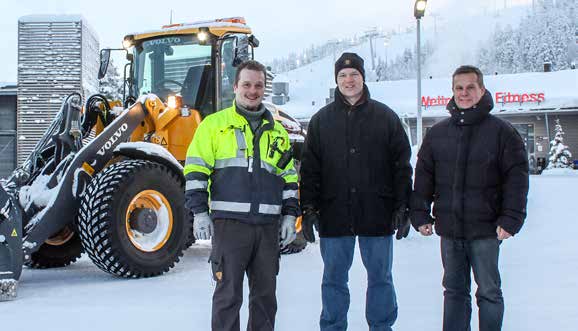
[25,225,83,268]
[77,159,191,277]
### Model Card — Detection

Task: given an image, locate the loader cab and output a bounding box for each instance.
[129,34,214,117]
[113,19,256,118]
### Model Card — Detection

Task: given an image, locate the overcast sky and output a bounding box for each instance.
[0,0,532,82]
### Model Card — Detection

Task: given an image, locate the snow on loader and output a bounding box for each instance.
[0,17,306,301]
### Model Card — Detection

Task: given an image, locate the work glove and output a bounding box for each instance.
[279,215,297,248]
[302,209,320,243]
[193,212,213,240]
[392,206,411,240]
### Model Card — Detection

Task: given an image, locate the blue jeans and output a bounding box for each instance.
[441,237,504,331]
[319,236,397,331]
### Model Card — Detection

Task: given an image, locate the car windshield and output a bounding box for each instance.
[132,35,212,108]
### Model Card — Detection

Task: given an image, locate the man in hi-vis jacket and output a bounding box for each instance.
[184,60,300,331]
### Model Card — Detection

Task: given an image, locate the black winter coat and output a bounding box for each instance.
[410,90,529,240]
[300,86,412,237]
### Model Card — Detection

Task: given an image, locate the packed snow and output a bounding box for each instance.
[1,175,577,330]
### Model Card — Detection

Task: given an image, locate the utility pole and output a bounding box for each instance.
[430,12,440,41]
[414,0,427,147]
[366,28,379,71]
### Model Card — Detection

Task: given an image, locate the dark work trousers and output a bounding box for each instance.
[441,237,504,331]
[210,219,280,331]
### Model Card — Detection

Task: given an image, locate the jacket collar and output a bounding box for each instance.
[229,102,275,132]
[446,90,494,126]
[335,84,370,108]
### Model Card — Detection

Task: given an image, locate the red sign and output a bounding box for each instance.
[422,92,545,107]
[495,92,544,104]
[422,96,452,107]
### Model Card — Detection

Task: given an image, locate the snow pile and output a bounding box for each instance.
[114,141,183,171]
[540,168,578,176]
[18,174,52,209]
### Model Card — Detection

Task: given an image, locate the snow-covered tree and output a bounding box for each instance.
[375,57,387,81]
[387,48,414,80]
[547,119,573,169]
[477,45,495,74]
[521,5,575,72]
[98,59,123,101]
[494,25,518,74]
[477,2,576,74]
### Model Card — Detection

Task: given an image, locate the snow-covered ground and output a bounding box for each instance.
[2,174,577,330]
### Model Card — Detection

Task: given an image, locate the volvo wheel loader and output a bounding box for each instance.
[0,17,306,301]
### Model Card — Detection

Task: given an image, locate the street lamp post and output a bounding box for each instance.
[414,0,427,147]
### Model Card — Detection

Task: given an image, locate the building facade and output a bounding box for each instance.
[367,69,578,172]
[0,84,17,178]
[17,15,99,165]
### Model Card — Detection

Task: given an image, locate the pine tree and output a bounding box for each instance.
[547,119,573,169]
[98,59,123,101]
[479,3,575,74]
[494,25,517,74]
[375,57,387,81]
[477,43,495,74]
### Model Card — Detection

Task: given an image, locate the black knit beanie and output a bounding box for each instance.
[335,52,365,82]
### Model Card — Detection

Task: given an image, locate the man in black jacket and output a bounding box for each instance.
[411,65,529,331]
[300,52,412,331]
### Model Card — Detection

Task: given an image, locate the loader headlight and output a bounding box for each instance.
[197,28,210,45]
[167,95,182,110]
[123,36,135,50]
[198,31,208,42]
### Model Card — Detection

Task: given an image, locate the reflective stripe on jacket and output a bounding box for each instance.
[184,103,299,224]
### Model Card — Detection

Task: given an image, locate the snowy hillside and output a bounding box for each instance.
[272,4,531,83]
[2,175,577,330]
[270,4,550,120]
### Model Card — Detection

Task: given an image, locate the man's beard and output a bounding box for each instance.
[238,99,261,111]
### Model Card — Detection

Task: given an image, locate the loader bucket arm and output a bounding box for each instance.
[21,101,149,261]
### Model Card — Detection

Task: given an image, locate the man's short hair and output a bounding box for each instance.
[452,65,484,88]
[234,60,267,85]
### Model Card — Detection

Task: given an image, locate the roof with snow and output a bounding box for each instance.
[128,17,251,40]
[276,65,578,119]
[19,14,85,23]
[368,69,578,118]
[0,82,17,96]
[18,14,98,40]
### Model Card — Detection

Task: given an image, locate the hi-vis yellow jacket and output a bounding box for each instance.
[184,103,300,224]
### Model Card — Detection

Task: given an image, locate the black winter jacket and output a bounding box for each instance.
[300,86,412,237]
[410,90,529,240]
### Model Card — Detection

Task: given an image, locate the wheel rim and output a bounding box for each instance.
[45,226,75,246]
[125,190,173,252]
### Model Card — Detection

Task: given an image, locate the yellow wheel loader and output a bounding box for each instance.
[0,17,306,301]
